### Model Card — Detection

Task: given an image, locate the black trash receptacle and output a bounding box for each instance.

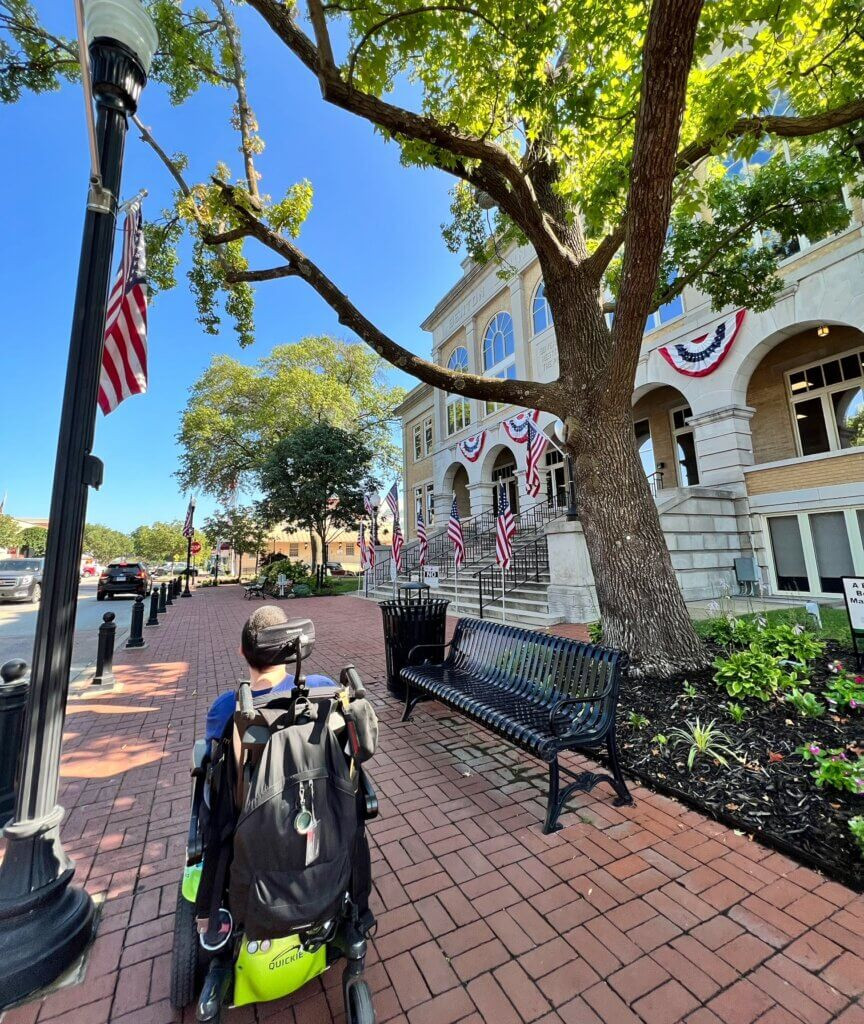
[0,660,29,828]
[380,584,449,699]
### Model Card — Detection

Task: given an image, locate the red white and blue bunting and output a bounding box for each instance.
[501,408,540,444]
[458,430,487,462]
[658,309,746,377]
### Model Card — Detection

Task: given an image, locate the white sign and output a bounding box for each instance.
[424,565,440,589]
[842,576,864,632]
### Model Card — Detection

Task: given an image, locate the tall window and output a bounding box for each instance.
[414,487,423,528]
[483,312,516,414]
[423,416,433,454]
[671,405,699,486]
[413,425,422,461]
[532,282,552,334]
[544,449,566,508]
[645,275,684,332]
[425,484,435,527]
[446,346,472,435]
[767,508,863,595]
[288,543,300,558]
[787,348,864,456]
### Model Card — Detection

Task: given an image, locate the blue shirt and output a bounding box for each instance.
[204,673,335,743]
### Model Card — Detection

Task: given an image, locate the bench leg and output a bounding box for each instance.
[607,727,633,806]
[401,682,422,723]
[543,760,563,834]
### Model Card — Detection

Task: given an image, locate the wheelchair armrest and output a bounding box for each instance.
[360,770,378,820]
[187,767,207,865]
[191,739,209,777]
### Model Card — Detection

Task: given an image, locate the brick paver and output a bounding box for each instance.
[1,587,861,1024]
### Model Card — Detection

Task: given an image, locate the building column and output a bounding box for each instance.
[467,481,493,516]
[687,405,756,491]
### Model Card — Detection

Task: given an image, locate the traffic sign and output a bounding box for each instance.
[190,541,202,554]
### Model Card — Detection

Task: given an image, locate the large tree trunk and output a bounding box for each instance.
[568,399,708,676]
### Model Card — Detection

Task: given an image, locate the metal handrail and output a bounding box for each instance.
[473,537,548,618]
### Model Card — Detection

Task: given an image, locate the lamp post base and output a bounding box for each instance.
[0,810,96,1008]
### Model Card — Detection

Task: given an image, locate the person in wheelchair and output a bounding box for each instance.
[172,611,380,1024]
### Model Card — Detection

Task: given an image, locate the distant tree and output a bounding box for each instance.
[131,521,189,563]
[260,423,376,567]
[82,523,134,564]
[176,337,404,497]
[203,504,271,576]
[18,526,48,557]
[0,514,20,550]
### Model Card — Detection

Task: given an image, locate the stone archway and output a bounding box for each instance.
[631,384,699,490]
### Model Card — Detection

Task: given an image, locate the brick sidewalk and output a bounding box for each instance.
[1,587,862,1024]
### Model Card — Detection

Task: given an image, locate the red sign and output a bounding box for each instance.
[190,541,201,554]
[219,541,231,550]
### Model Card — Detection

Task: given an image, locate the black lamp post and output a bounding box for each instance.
[0,0,156,1007]
[182,496,196,597]
[565,453,579,521]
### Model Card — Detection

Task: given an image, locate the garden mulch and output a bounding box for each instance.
[613,643,864,891]
[1,588,862,1024]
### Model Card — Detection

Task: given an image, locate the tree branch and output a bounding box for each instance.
[226,264,297,283]
[214,180,551,409]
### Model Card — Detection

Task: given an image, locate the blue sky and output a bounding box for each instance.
[0,6,461,532]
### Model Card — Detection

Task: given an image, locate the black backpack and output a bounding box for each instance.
[228,698,361,940]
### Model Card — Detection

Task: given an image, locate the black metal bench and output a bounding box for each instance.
[401,617,632,833]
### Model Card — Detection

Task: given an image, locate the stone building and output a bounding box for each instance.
[385,190,864,626]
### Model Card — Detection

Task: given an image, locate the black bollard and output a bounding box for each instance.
[91,612,116,688]
[173,576,180,598]
[0,660,29,828]
[126,595,147,650]
[165,579,173,606]
[146,586,160,627]
[158,582,167,613]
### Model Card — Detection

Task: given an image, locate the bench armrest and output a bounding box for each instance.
[406,639,453,666]
[548,687,614,735]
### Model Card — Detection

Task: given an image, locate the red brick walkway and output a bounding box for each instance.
[2,588,862,1024]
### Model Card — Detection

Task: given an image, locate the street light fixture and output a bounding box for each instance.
[0,0,156,1007]
[182,496,197,597]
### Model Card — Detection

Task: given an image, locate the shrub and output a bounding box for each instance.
[668,718,741,770]
[785,688,825,718]
[726,702,748,723]
[700,615,761,648]
[850,817,864,860]
[823,660,864,711]
[798,743,864,794]
[261,558,310,589]
[713,646,788,702]
[754,623,824,666]
[587,621,603,644]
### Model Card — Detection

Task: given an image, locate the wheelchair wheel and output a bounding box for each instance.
[170,880,199,1009]
[347,980,375,1024]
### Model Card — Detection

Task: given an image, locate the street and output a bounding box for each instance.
[0,578,136,682]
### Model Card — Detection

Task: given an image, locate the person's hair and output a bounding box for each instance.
[241,605,290,669]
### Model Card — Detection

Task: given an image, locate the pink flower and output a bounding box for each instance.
[808,744,821,756]
[851,699,859,709]
[855,676,863,684]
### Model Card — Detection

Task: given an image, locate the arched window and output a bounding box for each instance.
[446,346,472,435]
[482,313,516,414]
[532,282,552,334]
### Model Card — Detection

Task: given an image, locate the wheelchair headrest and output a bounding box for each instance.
[256,618,315,666]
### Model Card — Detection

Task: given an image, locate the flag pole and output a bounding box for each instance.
[501,565,507,624]
[454,554,459,615]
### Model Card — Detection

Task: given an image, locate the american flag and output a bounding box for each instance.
[495,484,516,571]
[391,519,404,572]
[358,522,374,570]
[447,496,465,569]
[182,498,195,538]
[98,202,148,415]
[363,491,377,518]
[416,511,428,567]
[385,482,400,520]
[525,420,550,498]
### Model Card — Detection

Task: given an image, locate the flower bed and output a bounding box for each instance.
[613,625,864,891]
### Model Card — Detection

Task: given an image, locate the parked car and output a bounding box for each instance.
[97,560,151,600]
[0,558,44,604]
[324,561,358,577]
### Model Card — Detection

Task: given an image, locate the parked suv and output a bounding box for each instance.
[97,560,151,600]
[0,558,44,604]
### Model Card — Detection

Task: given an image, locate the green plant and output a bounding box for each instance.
[726,702,749,723]
[823,660,864,711]
[785,688,825,718]
[587,621,603,645]
[850,817,864,860]
[627,712,650,730]
[260,558,310,589]
[652,733,668,748]
[713,646,788,702]
[682,680,698,699]
[668,718,742,771]
[702,615,762,648]
[798,743,864,794]
[754,623,824,666]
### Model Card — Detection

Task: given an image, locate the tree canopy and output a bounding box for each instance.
[0,513,20,549]
[82,523,134,564]
[202,504,270,560]
[177,336,404,497]
[260,422,377,562]
[17,525,47,556]
[130,520,190,563]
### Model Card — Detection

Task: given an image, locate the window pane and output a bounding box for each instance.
[413,427,422,460]
[805,365,824,390]
[768,516,809,591]
[794,397,831,455]
[857,509,864,550]
[841,353,862,380]
[823,360,842,386]
[809,512,854,593]
[832,387,864,448]
[676,432,699,486]
[788,370,809,394]
[424,419,433,452]
[658,293,684,324]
